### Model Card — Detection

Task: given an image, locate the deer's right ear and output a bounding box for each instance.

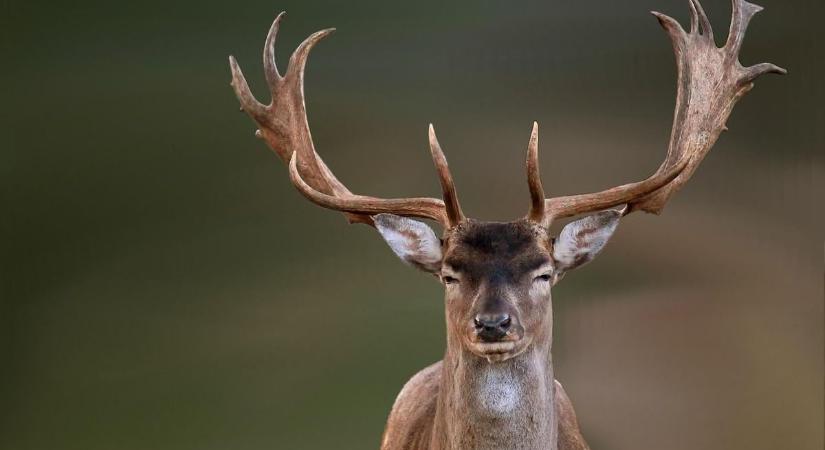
[374,214,443,274]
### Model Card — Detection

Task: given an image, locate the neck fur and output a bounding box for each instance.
[432,334,558,450]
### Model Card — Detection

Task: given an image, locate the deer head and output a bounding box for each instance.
[378,210,625,363]
[366,123,640,363]
[228,2,784,364]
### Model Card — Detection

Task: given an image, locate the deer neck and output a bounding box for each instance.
[432,334,558,450]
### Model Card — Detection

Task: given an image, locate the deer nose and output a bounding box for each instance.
[473,314,512,342]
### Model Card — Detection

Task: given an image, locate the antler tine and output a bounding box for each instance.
[689,0,713,40]
[229,56,267,122]
[287,28,337,85]
[687,0,698,34]
[541,0,784,224]
[428,125,464,227]
[526,122,545,222]
[229,13,459,228]
[726,0,761,56]
[263,12,285,88]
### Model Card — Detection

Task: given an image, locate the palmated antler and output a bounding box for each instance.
[229,13,464,228]
[636,0,786,213]
[231,2,783,231]
[526,0,785,225]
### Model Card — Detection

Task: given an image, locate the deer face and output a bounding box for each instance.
[440,220,554,362]
[374,211,621,363]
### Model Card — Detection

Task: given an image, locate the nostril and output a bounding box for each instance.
[500,315,511,329]
[473,314,513,342]
[474,314,512,332]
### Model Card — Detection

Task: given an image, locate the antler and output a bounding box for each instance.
[525,124,688,224]
[526,0,785,225]
[231,2,783,231]
[635,0,786,213]
[229,13,464,228]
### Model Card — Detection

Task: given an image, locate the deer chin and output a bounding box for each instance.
[467,337,530,363]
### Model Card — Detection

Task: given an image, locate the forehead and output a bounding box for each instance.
[444,220,551,278]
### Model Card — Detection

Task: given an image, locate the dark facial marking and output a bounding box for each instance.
[458,222,534,255]
[445,221,549,283]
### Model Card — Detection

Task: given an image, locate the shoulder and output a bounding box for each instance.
[381,361,442,450]
[555,379,591,450]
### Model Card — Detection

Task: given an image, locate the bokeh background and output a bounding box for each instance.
[3,0,823,449]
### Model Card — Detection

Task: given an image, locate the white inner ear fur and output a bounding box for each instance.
[374,214,442,273]
[553,209,622,275]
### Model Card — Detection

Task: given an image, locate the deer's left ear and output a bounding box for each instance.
[552,209,622,283]
[374,214,443,274]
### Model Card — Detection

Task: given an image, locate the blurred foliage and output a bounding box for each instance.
[2,0,823,449]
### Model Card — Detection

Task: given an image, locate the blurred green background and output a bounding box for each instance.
[3,0,822,449]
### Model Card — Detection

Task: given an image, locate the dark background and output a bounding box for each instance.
[3,0,823,449]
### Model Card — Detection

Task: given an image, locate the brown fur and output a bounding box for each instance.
[379,220,592,450]
[381,361,589,450]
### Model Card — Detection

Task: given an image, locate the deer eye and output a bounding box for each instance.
[442,275,459,285]
[534,274,552,283]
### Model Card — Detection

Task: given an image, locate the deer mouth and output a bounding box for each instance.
[467,338,529,362]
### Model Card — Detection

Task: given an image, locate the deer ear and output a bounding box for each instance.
[552,210,621,282]
[374,214,443,274]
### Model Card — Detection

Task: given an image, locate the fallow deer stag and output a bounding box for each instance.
[228,1,784,448]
